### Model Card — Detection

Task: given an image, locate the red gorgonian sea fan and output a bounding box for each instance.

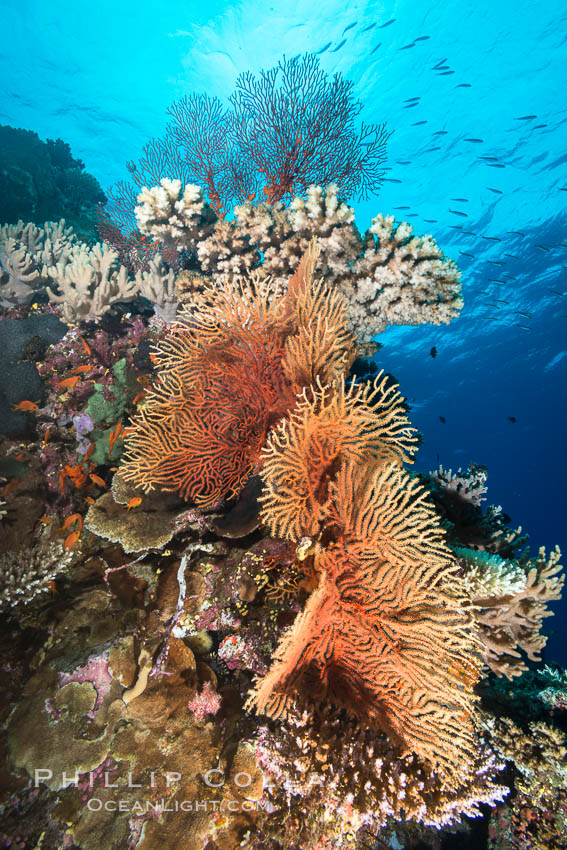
[119,277,296,506]
[228,53,391,204]
[97,54,390,269]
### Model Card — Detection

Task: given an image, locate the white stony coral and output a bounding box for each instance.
[135,178,215,248]
[347,213,463,342]
[135,254,179,322]
[0,539,74,615]
[288,184,355,229]
[130,181,463,348]
[46,242,138,323]
[433,463,488,507]
[0,219,76,307]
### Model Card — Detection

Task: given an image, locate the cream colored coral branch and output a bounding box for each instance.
[135,254,179,322]
[46,242,138,323]
[0,219,76,306]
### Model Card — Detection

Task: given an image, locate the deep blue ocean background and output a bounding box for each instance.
[1,0,565,663]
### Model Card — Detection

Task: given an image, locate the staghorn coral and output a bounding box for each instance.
[46,241,138,322]
[346,213,463,341]
[259,376,417,542]
[0,219,77,306]
[472,545,563,679]
[250,458,482,784]
[119,242,355,505]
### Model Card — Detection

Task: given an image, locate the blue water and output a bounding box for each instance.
[1,0,566,661]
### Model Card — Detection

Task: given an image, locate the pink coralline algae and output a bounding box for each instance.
[187,681,222,721]
[58,652,112,716]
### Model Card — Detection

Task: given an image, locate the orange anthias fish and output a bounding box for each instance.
[56,376,81,390]
[108,423,123,453]
[12,400,39,411]
[64,529,81,550]
[71,365,93,374]
[3,480,20,497]
[83,442,95,462]
[132,391,146,405]
[79,336,92,355]
[127,496,142,510]
[61,513,83,533]
[89,473,107,488]
[59,464,89,493]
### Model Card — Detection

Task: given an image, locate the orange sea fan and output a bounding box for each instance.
[120,319,295,506]
[248,459,482,783]
[120,243,357,506]
[279,237,356,391]
[259,375,419,542]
